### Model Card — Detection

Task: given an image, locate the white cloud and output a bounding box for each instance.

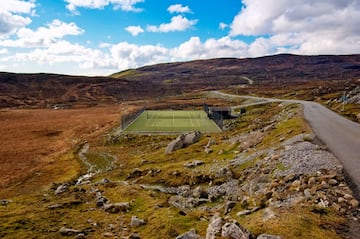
[110,42,169,69]
[174,36,248,59]
[147,15,198,33]
[1,0,36,14]
[0,19,84,48]
[168,4,191,14]
[65,0,144,13]
[0,48,9,54]
[219,22,228,30]
[230,0,360,55]
[125,25,144,36]
[0,0,35,37]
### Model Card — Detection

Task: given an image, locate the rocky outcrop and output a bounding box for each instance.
[165,131,202,154]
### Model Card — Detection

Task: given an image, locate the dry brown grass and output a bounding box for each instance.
[0,105,132,198]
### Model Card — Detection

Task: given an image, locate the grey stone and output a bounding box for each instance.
[58,227,82,236]
[165,135,185,154]
[103,202,130,213]
[176,229,201,239]
[224,201,237,214]
[221,221,251,239]
[183,131,202,146]
[0,199,11,206]
[206,138,217,148]
[184,160,205,169]
[204,147,213,154]
[206,214,223,239]
[75,233,86,239]
[257,234,281,239]
[130,216,147,227]
[236,210,252,217]
[165,132,202,154]
[55,184,68,195]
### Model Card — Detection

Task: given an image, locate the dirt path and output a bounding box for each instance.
[211,91,360,197]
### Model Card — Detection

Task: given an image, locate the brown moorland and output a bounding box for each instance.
[0,105,131,198]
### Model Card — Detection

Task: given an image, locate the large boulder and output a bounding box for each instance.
[165,132,202,154]
[165,135,185,154]
[183,131,202,146]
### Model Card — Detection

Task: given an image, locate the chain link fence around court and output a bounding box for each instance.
[121,107,145,130]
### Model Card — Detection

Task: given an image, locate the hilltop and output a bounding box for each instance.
[1,54,359,108]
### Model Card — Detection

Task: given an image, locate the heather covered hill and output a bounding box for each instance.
[1,54,359,108]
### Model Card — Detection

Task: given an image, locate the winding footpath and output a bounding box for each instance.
[212,91,360,197]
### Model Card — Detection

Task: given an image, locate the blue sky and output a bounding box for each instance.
[0,0,359,75]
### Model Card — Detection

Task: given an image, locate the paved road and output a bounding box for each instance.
[212,91,360,197]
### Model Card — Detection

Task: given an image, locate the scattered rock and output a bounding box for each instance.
[224,201,237,214]
[206,214,223,239]
[129,232,141,239]
[127,168,145,179]
[257,234,281,239]
[184,160,205,169]
[168,196,208,211]
[130,216,147,227]
[103,202,130,213]
[75,233,86,239]
[0,199,12,206]
[103,232,114,237]
[55,184,68,195]
[303,189,312,199]
[350,199,359,208]
[58,227,82,236]
[236,210,252,217]
[176,229,201,239]
[262,208,277,221]
[48,204,63,209]
[204,147,213,154]
[222,221,251,239]
[206,138,217,148]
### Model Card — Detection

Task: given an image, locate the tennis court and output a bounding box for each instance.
[123,110,221,133]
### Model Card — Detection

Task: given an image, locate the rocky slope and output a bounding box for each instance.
[1,97,359,239]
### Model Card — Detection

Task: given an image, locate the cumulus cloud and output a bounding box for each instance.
[219,22,228,30]
[0,48,9,54]
[174,36,248,59]
[65,0,144,13]
[147,15,198,33]
[0,0,35,37]
[125,25,144,36]
[230,0,360,55]
[167,4,191,14]
[0,19,84,48]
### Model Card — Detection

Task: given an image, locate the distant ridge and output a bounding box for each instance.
[1,54,359,108]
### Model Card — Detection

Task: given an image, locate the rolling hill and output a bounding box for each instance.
[1,54,359,108]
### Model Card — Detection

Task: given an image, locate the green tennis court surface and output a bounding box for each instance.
[124,110,221,133]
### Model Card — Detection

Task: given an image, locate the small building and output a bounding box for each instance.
[208,106,232,119]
